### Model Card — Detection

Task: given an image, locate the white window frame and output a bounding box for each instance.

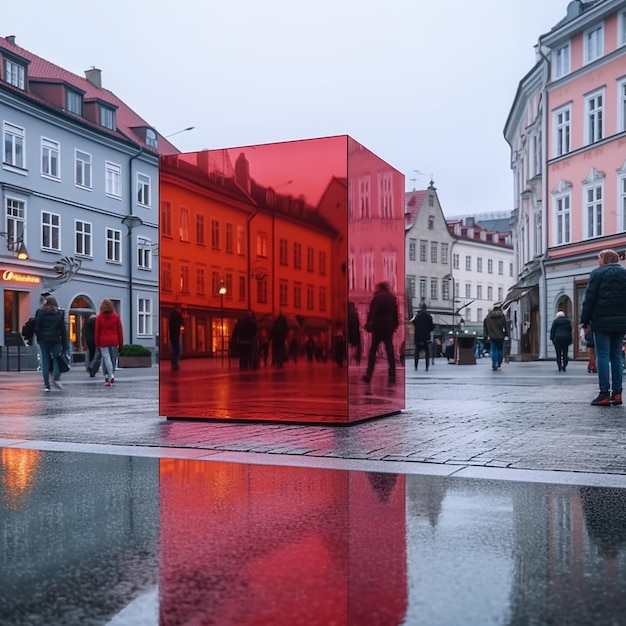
[4,59,25,89]
[75,220,93,257]
[5,197,26,250]
[618,77,626,133]
[105,161,122,198]
[75,150,92,189]
[99,104,116,130]
[106,227,122,263]
[42,211,61,251]
[584,88,604,145]
[619,166,626,233]
[137,236,152,270]
[619,10,626,47]
[554,43,570,79]
[3,122,25,171]
[379,172,393,219]
[137,298,153,336]
[583,23,604,64]
[430,277,438,300]
[584,183,603,239]
[137,172,151,207]
[553,105,571,157]
[41,137,60,180]
[487,286,493,301]
[553,187,572,246]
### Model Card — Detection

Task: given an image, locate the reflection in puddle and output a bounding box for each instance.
[2,449,626,624]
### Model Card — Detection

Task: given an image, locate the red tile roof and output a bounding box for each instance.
[0,36,179,155]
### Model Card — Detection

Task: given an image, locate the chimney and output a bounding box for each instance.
[84,67,102,88]
[5,35,16,45]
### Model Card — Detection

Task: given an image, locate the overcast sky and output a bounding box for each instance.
[5,0,569,216]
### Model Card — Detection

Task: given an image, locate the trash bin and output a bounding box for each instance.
[454,332,476,365]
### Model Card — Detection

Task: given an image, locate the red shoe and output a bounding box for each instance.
[591,393,610,406]
[110,376,115,385]
[611,392,623,406]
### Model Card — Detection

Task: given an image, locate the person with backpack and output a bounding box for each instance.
[34,295,68,392]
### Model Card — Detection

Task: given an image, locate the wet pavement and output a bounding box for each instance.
[2,358,626,624]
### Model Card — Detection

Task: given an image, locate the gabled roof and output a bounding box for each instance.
[0,36,178,155]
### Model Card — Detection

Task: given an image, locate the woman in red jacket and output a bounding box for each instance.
[95,298,124,386]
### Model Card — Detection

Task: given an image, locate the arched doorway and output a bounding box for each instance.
[556,294,572,318]
[69,295,96,363]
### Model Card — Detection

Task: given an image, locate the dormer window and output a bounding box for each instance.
[99,104,116,130]
[146,128,157,149]
[4,58,25,89]
[66,89,83,115]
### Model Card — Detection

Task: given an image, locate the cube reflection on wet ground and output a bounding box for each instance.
[2,448,626,625]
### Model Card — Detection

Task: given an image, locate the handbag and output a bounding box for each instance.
[56,351,71,373]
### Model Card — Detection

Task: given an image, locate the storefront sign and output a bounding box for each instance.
[2,269,41,284]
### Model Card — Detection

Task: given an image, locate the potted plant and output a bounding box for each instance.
[118,344,152,368]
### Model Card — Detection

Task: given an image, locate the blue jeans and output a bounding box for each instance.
[592,331,625,394]
[38,340,62,387]
[490,338,504,368]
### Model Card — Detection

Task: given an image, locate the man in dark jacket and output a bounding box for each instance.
[34,295,68,392]
[168,306,184,371]
[410,303,434,371]
[363,281,399,384]
[550,311,572,372]
[83,313,100,376]
[581,249,626,406]
[483,303,508,371]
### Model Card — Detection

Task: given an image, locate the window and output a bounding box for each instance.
[465,310,471,322]
[225,274,233,299]
[419,278,427,299]
[180,265,190,293]
[498,260,504,275]
[620,10,626,47]
[620,170,626,232]
[66,89,83,115]
[487,286,493,301]
[41,138,60,179]
[179,207,189,241]
[196,214,205,246]
[279,280,288,307]
[75,150,92,189]
[430,278,438,300]
[465,256,471,271]
[99,104,116,130]
[4,58,25,89]
[293,283,302,308]
[476,285,483,299]
[442,279,450,300]
[441,243,448,265]
[419,240,427,262]
[42,212,61,251]
[477,308,483,322]
[477,257,483,273]
[257,232,268,258]
[145,129,158,149]
[293,242,302,268]
[75,220,92,256]
[161,201,172,237]
[428,215,434,230]
[554,43,570,78]
[211,219,220,249]
[428,195,434,207]
[585,90,604,145]
[105,162,122,197]
[359,176,370,218]
[5,198,25,249]
[408,238,416,261]
[307,284,315,310]
[237,225,245,255]
[532,132,542,176]
[105,228,121,262]
[554,106,571,157]
[453,253,459,270]
[307,246,314,272]
[583,23,604,64]
[487,259,493,274]
[408,276,416,298]
[225,223,233,253]
[465,283,471,298]
[509,263,514,277]
[618,78,626,133]
[319,251,326,275]
[430,242,438,263]
[3,122,25,169]
[379,172,393,218]
[211,272,221,296]
[137,236,152,269]
[585,184,603,238]
[137,173,151,206]
[319,287,327,312]
[197,268,206,296]
[498,287,503,301]
[238,275,246,301]
[137,298,152,336]
[162,260,172,292]
[554,193,571,245]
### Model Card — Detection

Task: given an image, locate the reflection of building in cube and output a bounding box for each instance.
[159,135,405,423]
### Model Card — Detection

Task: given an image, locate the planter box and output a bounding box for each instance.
[118,355,152,368]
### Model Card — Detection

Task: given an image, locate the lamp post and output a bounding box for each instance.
[165,126,195,138]
[219,283,227,366]
[121,215,143,344]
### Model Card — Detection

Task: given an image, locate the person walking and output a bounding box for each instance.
[483,303,508,371]
[95,298,124,387]
[363,281,399,384]
[34,295,68,392]
[581,249,626,406]
[550,310,573,372]
[410,303,434,371]
[83,313,101,377]
[168,306,184,371]
[271,311,288,368]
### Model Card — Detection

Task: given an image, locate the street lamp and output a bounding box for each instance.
[121,215,143,344]
[219,283,227,366]
[165,126,195,138]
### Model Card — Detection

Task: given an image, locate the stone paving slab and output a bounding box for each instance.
[1,359,625,478]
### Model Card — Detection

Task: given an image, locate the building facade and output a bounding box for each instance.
[0,36,175,367]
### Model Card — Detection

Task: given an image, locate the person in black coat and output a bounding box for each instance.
[581,249,626,406]
[168,306,184,371]
[363,281,399,384]
[550,310,572,372]
[34,295,68,392]
[83,313,101,376]
[410,304,434,371]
